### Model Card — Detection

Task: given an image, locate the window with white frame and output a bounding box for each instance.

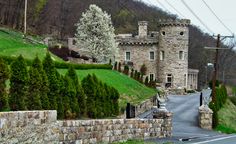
[160,51,165,60]
[149,51,155,60]
[166,74,172,83]
[150,73,155,81]
[125,51,131,61]
[165,74,173,88]
[179,51,184,60]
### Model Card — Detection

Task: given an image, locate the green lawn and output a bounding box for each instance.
[58,69,157,109]
[217,99,236,134]
[0,27,61,61]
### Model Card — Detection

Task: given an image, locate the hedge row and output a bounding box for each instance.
[0,55,112,70]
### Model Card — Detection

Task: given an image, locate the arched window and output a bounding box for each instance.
[160,51,165,61]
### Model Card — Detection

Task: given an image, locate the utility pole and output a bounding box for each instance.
[211,34,220,103]
[24,0,27,35]
[205,34,234,103]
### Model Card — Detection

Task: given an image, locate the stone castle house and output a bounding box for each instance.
[68,19,199,90]
[116,19,198,90]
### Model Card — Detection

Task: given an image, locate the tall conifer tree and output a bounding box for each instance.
[66,66,85,117]
[43,53,59,110]
[9,55,28,110]
[0,58,10,111]
[82,74,96,118]
[28,67,42,110]
[31,57,49,109]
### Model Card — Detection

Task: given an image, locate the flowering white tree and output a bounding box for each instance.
[75,4,118,63]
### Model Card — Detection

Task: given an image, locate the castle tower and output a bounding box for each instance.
[157,19,190,89]
[138,21,148,38]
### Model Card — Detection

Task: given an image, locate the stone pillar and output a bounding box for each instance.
[199,105,213,130]
[138,21,148,38]
[153,111,173,137]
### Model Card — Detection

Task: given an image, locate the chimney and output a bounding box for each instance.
[138,21,148,38]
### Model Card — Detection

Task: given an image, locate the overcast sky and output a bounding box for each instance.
[141,0,235,37]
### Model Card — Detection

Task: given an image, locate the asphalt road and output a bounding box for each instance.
[139,89,236,144]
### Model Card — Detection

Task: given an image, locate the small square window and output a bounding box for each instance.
[150,51,155,60]
[125,52,131,61]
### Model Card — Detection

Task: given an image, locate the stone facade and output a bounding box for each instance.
[158,20,189,88]
[199,105,213,130]
[116,19,199,90]
[0,110,173,144]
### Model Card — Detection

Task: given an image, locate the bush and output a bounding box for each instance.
[144,76,149,86]
[130,69,134,78]
[209,80,220,89]
[118,62,121,72]
[216,124,236,134]
[0,55,112,70]
[54,61,112,70]
[140,64,147,75]
[123,65,129,75]
[229,96,236,106]
[209,85,228,128]
[114,61,118,70]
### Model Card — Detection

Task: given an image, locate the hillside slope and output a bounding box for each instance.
[217,99,236,133]
[0,27,61,61]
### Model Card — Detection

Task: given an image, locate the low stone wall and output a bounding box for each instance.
[134,96,157,117]
[59,114,172,143]
[0,111,172,144]
[199,105,213,130]
[0,111,59,144]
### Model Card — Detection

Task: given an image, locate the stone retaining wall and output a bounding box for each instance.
[199,105,213,130]
[0,111,59,144]
[135,96,157,117]
[0,111,172,144]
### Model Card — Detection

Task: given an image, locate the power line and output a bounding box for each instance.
[201,0,233,35]
[165,0,185,18]
[181,0,214,34]
[155,0,171,13]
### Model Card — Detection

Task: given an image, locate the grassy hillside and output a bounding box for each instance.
[217,99,236,134]
[58,69,157,109]
[0,27,61,61]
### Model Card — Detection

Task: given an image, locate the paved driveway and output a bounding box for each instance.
[139,90,236,143]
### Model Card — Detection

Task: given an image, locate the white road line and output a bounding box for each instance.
[174,132,209,137]
[192,135,236,144]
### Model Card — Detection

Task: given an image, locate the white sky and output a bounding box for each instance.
[141,0,235,36]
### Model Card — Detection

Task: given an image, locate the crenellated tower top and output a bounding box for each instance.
[158,19,190,27]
